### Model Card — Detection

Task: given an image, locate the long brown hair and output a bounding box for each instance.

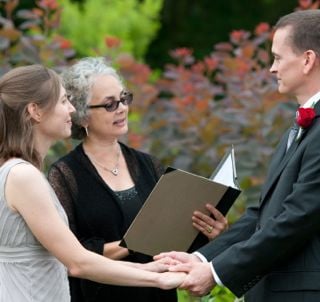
[0,65,61,169]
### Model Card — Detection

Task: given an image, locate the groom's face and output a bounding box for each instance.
[270,26,306,97]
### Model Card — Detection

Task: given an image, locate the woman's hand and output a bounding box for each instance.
[138,260,170,273]
[192,204,228,240]
[156,271,186,290]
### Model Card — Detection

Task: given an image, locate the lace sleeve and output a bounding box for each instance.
[47,162,78,234]
[149,154,166,179]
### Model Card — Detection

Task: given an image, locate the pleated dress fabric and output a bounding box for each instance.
[0,159,70,302]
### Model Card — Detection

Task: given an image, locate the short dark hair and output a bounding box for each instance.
[275,10,320,55]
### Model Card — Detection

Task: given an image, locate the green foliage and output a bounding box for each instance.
[58,0,163,58]
[178,286,237,302]
[209,286,237,302]
[0,0,74,74]
[145,0,299,68]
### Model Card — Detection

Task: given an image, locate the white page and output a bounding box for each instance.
[210,147,238,188]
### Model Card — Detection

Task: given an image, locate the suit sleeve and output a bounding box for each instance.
[197,129,289,260]
[197,204,259,259]
[210,127,320,297]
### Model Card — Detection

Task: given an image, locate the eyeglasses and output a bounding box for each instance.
[87,91,133,112]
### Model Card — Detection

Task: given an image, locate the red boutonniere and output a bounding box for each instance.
[295,107,316,140]
[296,107,316,128]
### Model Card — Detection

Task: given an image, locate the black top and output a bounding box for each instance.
[48,142,207,302]
[113,186,141,227]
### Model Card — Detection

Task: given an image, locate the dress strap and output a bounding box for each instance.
[0,158,29,202]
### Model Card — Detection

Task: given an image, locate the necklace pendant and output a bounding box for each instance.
[111,168,119,176]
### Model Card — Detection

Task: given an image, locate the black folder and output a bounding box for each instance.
[120,146,241,256]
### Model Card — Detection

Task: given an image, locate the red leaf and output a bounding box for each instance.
[105,36,121,49]
[254,22,270,36]
[298,0,313,9]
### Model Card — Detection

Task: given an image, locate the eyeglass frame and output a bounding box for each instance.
[87,90,133,112]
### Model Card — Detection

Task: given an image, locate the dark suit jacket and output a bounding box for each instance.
[198,101,320,302]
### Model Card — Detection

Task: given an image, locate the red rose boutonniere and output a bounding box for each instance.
[295,107,316,140]
[296,107,316,128]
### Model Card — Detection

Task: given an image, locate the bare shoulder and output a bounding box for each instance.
[7,161,44,186]
[5,161,50,210]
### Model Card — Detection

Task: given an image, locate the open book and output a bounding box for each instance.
[120,146,241,256]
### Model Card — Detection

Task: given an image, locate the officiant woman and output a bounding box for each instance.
[48,56,228,302]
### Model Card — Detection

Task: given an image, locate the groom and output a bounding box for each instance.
[156,9,320,302]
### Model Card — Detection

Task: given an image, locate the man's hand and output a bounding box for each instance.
[155,252,215,296]
[169,262,216,296]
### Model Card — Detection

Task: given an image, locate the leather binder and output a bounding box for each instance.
[120,146,241,256]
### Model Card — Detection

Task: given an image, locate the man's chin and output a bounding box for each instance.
[277,86,287,94]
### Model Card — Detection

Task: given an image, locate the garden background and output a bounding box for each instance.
[1,0,319,301]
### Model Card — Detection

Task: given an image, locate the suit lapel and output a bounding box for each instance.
[260,101,320,204]
[260,134,298,202]
[262,131,288,186]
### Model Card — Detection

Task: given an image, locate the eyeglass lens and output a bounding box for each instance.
[105,92,133,112]
[87,91,133,112]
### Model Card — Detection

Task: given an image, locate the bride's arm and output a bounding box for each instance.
[6,163,185,289]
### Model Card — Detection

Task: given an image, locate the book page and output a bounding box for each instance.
[210,148,238,188]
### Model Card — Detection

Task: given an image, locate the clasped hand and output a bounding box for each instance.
[152,251,216,296]
[139,204,225,294]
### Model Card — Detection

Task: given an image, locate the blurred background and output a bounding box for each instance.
[1,0,318,300]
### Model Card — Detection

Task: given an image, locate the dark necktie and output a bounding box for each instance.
[286,124,299,151]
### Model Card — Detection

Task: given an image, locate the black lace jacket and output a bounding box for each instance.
[48,142,185,302]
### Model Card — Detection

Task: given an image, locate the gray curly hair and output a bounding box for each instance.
[62,57,123,140]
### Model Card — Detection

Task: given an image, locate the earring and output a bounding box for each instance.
[84,127,89,137]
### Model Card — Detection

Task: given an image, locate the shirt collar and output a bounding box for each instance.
[302,91,320,108]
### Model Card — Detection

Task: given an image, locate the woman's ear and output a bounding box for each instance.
[81,116,89,129]
[27,102,42,123]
